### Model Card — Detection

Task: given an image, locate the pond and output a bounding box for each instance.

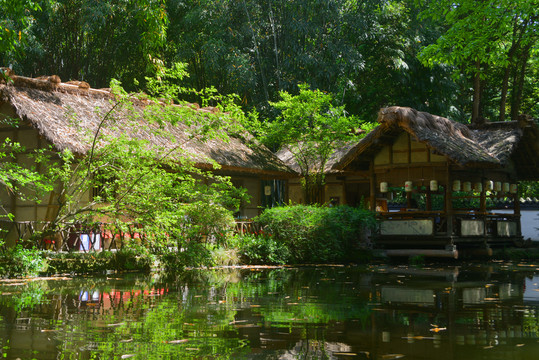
[1,263,539,360]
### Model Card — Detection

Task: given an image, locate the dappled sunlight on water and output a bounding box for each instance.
[1,263,539,359]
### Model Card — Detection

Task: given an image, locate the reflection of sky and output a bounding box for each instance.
[524,276,539,304]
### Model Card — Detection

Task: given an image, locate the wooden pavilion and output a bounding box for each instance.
[333,106,539,257]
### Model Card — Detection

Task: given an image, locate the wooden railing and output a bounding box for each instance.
[0,220,146,252]
[375,211,522,244]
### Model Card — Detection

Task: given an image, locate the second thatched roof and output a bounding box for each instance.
[333,106,539,180]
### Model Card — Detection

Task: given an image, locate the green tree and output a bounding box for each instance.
[417,0,539,122]
[6,0,168,90]
[264,84,366,204]
[0,0,41,57]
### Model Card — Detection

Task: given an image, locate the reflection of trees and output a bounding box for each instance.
[1,266,539,359]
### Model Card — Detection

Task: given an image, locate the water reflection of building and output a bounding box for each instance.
[0,285,169,359]
[368,267,539,360]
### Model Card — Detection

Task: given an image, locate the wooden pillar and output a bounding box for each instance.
[426,188,432,211]
[445,164,454,237]
[514,184,521,236]
[480,182,487,243]
[369,160,376,211]
[480,182,487,213]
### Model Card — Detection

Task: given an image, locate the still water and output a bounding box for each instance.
[1,263,539,359]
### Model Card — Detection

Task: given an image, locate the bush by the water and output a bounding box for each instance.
[230,230,291,265]
[245,205,376,264]
[0,246,48,278]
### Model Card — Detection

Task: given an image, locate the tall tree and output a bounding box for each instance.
[263,84,367,204]
[7,0,169,90]
[417,0,539,123]
[0,0,41,61]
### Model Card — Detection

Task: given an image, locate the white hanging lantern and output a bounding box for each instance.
[474,182,483,192]
[452,180,461,191]
[404,181,413,192]
[380,182,388,193]
[485,180,494,191]
[264,185,272,196]
[494,181,502,192]
[430,180,438,191]
[503,182,510,192]
[463,181,472,192]
[510,184,518,194]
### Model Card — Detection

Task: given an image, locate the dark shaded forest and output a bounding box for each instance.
[2,0,538,124]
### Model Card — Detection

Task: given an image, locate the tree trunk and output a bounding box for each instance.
[500,17,524,121]
[510,43,532,120]
[499,65,511,121]
[471,61,482,124]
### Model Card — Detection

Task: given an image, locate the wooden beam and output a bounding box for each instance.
[369,160,376,211]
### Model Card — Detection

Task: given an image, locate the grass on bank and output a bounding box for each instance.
[0,205,377,278]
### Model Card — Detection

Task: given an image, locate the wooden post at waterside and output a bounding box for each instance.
[480,182,487,242]
[445,166,453,237]
[426,187,432,211]
[514,185,521,237]
[480,182,487,213]
[369,160,376,211]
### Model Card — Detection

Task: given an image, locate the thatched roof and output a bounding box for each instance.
[334,106,539,180]
[0,74,294,177]
[276,142,356,174]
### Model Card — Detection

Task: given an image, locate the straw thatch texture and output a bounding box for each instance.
[0,75,294,176]
[276,142,356,174]
[333,106,536,171]
[470,117,539,180]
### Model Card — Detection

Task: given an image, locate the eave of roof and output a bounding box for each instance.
[0,74,294,175]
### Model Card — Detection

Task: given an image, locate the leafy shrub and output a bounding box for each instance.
[159,241,214,274]
[0,246,48,277]
[230,231,291,265]
[255,205,376,264]
[210,246,241,266]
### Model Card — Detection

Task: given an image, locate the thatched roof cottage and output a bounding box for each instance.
[0,73,294,229]
[280,106,539,256]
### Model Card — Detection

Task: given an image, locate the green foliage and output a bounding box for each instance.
[520,181,539,198]
[0,136,54,221]
[229,231,291,265]
[209,246,241,267]
[255,205,376,264]
[264,84,368,203]
[0,246,48,277]
[160,242,214,273]
[417,0,539,121]
[0,0,41,55]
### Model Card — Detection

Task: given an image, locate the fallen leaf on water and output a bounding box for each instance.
[402,336,434,340]
[430,327,446,333]
[107,323,125,327]
[166,339,189,344]
[381,354,405,360]
[516,344,525,347]
[483,346,493,349]
[333,352,357,356]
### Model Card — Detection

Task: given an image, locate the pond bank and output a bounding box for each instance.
[3,243,539,279]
